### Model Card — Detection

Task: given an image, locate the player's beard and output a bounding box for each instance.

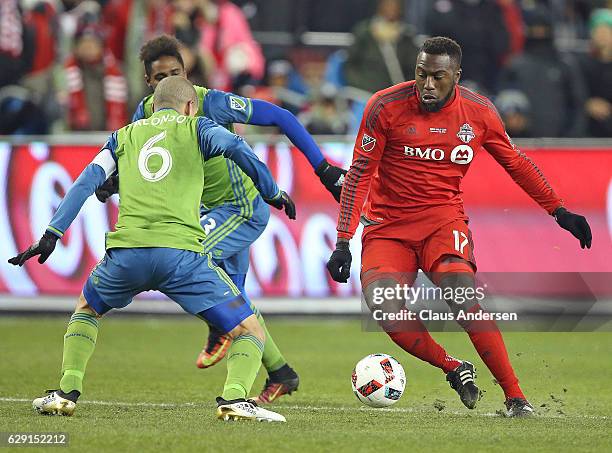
[420,82,456,113]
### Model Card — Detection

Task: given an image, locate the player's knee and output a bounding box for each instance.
[75,293,101,318]
[430,256,475,286]
[430,257,478,313]
[228,314,265,343]
[363,278,409,314]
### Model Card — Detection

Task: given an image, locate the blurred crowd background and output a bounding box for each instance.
[1,0,611,138]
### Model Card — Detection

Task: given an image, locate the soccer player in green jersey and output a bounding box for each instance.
[96,35,342,403]
[9,76,296,422]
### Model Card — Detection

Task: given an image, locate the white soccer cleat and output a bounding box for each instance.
[216,397,286,422]
[32,391,76,416]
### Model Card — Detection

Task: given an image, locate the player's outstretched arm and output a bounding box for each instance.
[203,89,346,202]
[327,94,388,283]
[249,99,346,202]
[483,108,592,249]
[197,116,296,219]
[8,145,117,266]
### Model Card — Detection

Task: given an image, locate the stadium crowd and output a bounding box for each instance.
[1,0,611,137]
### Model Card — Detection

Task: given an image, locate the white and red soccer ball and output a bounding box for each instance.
[351,354,406,407]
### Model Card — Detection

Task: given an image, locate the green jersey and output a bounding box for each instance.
[88,109,280,253]
[134,86,259,214]
[105,111,206,252]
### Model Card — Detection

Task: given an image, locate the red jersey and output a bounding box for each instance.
[337,81,563,241]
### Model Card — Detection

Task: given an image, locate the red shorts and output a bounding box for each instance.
[361,220,476,287]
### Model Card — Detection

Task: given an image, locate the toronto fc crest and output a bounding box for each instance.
[457,123,475,144]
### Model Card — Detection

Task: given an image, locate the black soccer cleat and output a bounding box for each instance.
[252,365,299,405]
[446,361,481,409]
[505,398,534,417]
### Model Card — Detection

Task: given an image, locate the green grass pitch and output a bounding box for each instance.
[1,316,611,452]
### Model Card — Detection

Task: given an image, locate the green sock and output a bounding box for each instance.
[59,312,99,394]
[250,304,287,373]
[221,334,264,401]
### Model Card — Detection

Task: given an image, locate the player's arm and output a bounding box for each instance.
[483,108,592,248]
[327,95,388,282]
[203,89,346,202]
[8,134,119,266]
[197,116,295,219]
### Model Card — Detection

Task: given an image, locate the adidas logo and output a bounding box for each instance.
[459,369,474,384]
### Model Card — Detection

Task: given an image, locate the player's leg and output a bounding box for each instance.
[361,236,464,374]
[212,310,284,422]
[195,204,246,368]
[198,197,298,402]
[33,249,146,416]
[32,294,100,416]
[196,199,269,368]
[425,221,533,416]
[201,197,298,401]
[205,304,266,402]
[229,272,299,404]
[158,248,285,421]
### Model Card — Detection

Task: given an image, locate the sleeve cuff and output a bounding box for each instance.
[337,231,353,240]
[46,226,64,238]
[266,189,281,201]
[550,203,564,216]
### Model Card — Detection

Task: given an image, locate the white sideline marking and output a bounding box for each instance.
[0,397,608,420]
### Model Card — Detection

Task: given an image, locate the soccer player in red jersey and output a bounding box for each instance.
[327,37,592,417]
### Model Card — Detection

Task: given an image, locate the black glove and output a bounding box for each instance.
[327,241,352,283]
[554,207,592,249]
[95,174,119,203]
[315,159,347,203]
[265,190,296,220]
[8,231,59,266]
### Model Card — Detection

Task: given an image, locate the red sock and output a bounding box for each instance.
[384,310,461,373]
[460,304,525,400]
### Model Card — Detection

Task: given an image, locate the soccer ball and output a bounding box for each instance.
[351,354,406,408]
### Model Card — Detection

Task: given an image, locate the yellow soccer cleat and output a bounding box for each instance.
[32,391,76,416]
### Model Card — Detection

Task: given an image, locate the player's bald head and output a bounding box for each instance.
[153,76,197,114]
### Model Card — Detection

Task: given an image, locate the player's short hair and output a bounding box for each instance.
[153,76,197,111]
[419,36,462,68]
[140,35,185,77]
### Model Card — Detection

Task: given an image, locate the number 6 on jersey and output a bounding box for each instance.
[138,131,173,182]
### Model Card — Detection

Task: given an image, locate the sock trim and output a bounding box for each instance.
[69,313,99,329]
[233,334,264,353]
